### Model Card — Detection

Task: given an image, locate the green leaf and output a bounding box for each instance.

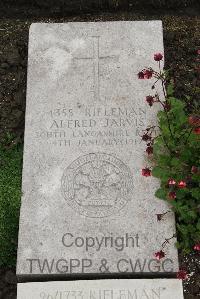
[155,188,166,200]
[196,220,200,231]
[170,157,180,167]
[188,210,197,219]
[152,167,163,178]
[169,97,186,110]
[158,155,171,166]
[191,188,200,200]
[167,81,174,96]
[176,189,189,199]
[175,241,181,249]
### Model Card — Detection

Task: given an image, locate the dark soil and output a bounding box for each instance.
[0,268,17,299]
[180,253,200,298]
[0,9,199,299]
[0,1,199,18]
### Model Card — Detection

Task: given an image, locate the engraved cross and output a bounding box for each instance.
[73,36,118,101]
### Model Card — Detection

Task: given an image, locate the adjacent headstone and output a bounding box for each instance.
[17,21,179,278]
[17,279,184,299]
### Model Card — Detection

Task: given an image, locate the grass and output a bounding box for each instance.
[0,139,23,267]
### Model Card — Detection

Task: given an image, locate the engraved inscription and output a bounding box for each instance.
[35,105,147,147]
[61,153,134,218]
[39,287,164,299]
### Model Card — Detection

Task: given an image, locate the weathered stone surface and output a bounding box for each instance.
[17,21,178,278]
[17,279,184,299]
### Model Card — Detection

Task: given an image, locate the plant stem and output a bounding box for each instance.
[184,127,194,145]
[156,94,174,140]
[162,234,176,248]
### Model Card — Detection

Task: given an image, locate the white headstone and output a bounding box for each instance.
[17,279,184,299]
[17,21,179,278]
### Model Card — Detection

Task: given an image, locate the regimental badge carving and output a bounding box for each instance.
[61,153,134,218]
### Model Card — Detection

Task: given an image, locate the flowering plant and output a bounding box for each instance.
[139,52,200,254]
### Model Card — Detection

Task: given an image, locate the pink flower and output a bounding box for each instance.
[193,127,200,135]
[191,166,198,174]
[146,96,154,107]
[188,115,200,126]
[142,133,151,142]
[154,53,163,61]
[164,101,171,111]
[138,69,153,79]
[146,146,153,155]
[178,181,187,189]
[194,244,200,251]
[138,71,145,79]
[143,69,153,79]
[197,49,200,55]
[176,270,188,280]
[142,168,151,177]
[168,191,176,200]
[156,214,163,221]
[168,178,176,187]
[154,250,165,260]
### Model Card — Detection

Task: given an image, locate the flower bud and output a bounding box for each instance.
[168,191,176,200]
[154,53,163,61]
[142,168,151,177]
[178,181,187,189]
[154,250,165,260]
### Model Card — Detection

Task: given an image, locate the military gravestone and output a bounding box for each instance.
[17,21,179,279]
